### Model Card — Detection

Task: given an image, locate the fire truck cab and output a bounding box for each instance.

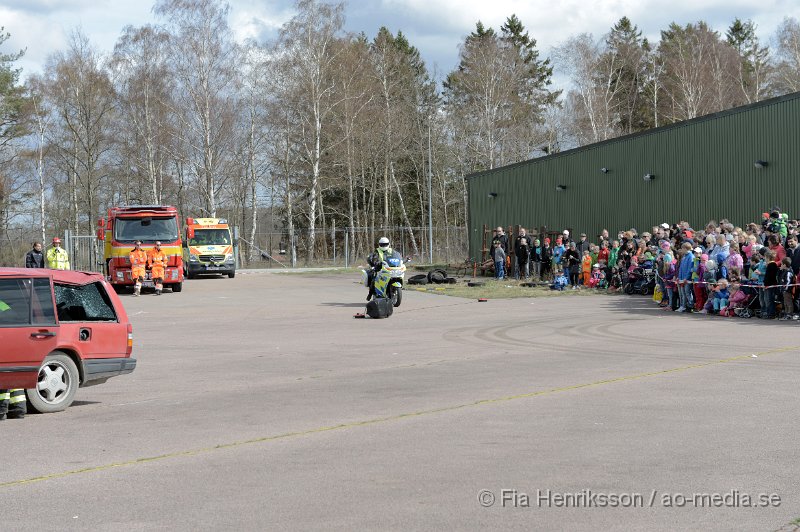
[183,218,236,279]
[97,205,184,293]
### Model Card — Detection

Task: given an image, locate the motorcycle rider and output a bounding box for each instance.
[366,237,397,300]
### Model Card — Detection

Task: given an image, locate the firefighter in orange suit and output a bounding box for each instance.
[148,241,168,295]
[130,241,148,296]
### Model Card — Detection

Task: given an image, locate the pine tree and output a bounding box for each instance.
[726,18,771,102]
[603,17,649,133]
[0,28,26,151]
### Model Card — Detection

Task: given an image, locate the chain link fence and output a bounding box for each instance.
[244,226,468,268]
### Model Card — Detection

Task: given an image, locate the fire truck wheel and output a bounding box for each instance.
[172,282,183,293]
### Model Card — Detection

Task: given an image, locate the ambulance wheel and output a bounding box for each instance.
[172,282,183,293]
[228,271,235,279]
[26,352,79,413]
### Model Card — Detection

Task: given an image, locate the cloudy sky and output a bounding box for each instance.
[3,0,800,82]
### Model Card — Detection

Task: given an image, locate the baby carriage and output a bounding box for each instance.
[731,281,761,318]
[624,266,656,295]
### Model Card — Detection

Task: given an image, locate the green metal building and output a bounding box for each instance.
[467,92,800,259]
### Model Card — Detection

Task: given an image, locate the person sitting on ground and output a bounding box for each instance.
[709,279,730,315]
[550,268,568,291]
[588,263,605,288]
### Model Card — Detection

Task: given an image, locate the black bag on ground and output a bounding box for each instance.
[366,298,394,318]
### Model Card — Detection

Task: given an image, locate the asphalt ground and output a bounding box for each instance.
[2,271,799,531]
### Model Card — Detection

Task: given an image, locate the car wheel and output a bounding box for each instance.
[26,352,80,414]
[172,282,183,292]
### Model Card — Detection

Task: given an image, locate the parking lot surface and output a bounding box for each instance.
[2,272,799,531]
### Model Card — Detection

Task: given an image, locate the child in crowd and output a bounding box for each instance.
[662,253,677,310]
[598,241,610,266]
[552,237,565,274]
[493,241,506,280]
[693,253,708,311]
[588,263,605,288]
[551,268,568,291]
[779,257,794,319]
[710,279,730,314]
[581,250,593,286]
[608,241,620,271]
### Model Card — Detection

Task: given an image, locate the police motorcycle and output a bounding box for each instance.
[362,254,407,307]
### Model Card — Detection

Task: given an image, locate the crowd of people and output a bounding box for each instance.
[489,209,800,320]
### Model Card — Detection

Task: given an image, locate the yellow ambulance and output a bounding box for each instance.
[183,218,236,279]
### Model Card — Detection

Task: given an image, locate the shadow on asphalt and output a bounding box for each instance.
[602,293,794,327]
[320,302,368,308]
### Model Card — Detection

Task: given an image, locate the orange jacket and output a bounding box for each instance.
[148,248,168,276]
[130,249,148,277]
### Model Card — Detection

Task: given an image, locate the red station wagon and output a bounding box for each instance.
[0,268,136,413]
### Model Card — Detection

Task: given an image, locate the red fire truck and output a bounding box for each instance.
[97,205,184,293]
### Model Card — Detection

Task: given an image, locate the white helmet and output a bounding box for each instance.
[378,237,390,247]
[562,230,569,236]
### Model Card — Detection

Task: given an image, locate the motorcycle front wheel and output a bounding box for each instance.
[390,286,402,307]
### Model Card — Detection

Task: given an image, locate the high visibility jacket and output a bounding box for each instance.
[130,249,148,278]
[46,247,70,270]
[368,247,395,267]
[148,249,168,278]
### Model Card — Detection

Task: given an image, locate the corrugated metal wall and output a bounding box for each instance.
[468,92,800,259]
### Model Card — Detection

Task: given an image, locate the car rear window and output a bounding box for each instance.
[54,282,118,322]
[0,278,56,326]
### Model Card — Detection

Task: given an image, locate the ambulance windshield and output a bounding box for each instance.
[189,229,231,246]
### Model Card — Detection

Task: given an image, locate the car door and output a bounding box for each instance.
[0,276,59,388]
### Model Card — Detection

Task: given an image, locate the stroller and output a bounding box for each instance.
[730,281,761,318]
[624,266,656,295]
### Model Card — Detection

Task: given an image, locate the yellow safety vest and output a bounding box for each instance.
[46,247,70,270]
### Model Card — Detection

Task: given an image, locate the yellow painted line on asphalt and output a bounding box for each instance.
[1,345,797,490]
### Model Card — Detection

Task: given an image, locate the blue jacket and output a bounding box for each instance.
[678,253,694,281]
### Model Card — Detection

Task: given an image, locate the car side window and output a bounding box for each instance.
[31,278,57,326]
[0,278,33,326]
[54,282,118,322]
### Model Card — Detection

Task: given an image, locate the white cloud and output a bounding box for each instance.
[3,0,800,82]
